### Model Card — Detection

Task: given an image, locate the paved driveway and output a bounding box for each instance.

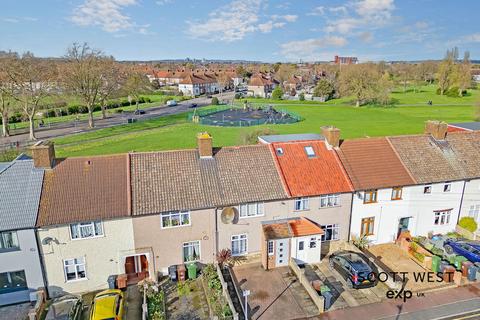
[0,302,31,320]
[232,263,318,320]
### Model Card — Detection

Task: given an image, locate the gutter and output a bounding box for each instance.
[34,228,50,299]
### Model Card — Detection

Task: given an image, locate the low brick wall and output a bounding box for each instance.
[289,258,324,313]
[216,264,240,320]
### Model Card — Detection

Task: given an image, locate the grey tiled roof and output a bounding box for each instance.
[130,145,288,215]
[0,157,44,231]
[449,122,480,131]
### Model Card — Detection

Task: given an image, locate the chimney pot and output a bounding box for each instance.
[30,140,56,169]
[321,126,341,148]
[425,120,448,140]
[197,132,213,158]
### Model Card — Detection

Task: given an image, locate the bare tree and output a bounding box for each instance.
[123,70,151,112]
[216,72,231,97]
[437,48,457,95]
[0,57,14,137]
[61,43,106,128]
[98,58,125,119]
[456,51,471,97]
[5,53,55,140]
[276,64,296,88]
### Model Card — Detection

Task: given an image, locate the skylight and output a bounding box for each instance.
[276,147,284,156]
[304,146,315,157]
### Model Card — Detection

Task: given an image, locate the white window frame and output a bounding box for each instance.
[161,211,191,229]
[320,194,340,208]
[294,197,309,211]
[182,240,201,263]
[238,202,264,218]
[321,224,340,241]
[231,234,248,256]
[267,240,274,256]
[304,146,315,157]
[0,231,20,251]
[443,183,452,193]
[469,204,480,222]
[63,257,87,282]
[434,210,451,225]
[69,221,104,240]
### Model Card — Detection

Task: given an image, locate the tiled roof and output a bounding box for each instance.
[271,140,353,197]
[130,145,288,215]
[0,157,44,231]
[37,155,130,227]
[448,122,480,131]
[337,137,415,190]
[387,134,468,184]
[248,74,273,86]
[262,217,323,240]
[258,133,324,144]
[445,131,480,178]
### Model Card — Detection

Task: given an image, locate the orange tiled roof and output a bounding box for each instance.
[289,218,324,237]
[271,140,353,197]
[262,217,323,240]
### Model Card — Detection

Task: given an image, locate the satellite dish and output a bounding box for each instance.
[221,207,238,224]
[42,237,54,245]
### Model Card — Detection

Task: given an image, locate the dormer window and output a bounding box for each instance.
[276,147,284,156]
[304,146,315,158]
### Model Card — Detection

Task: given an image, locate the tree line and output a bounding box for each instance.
[0,43,152,140]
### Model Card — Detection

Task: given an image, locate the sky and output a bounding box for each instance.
[0,0,479,62]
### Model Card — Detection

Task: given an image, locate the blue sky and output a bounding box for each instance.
[0,0,479,62]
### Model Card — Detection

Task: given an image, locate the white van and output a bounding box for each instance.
[166,100,177,107]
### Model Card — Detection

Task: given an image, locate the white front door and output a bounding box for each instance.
[275,239,289,267]
[296,239,306,263]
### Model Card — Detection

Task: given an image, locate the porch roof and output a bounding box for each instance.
[262,217,323,240]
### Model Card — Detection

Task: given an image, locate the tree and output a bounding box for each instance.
[456,51,471,97]
[216,72,231,96]
[123,70,152,112]
[437,48,457,95]
[61,43,107,128]
[338,64,382,107]
[271,86,283,100]
[5,53,55,140]
[98,58,125,119]
[394,64,412,93]
[313,79,334,99]
[276,64,296,88]
[0,57,14,137]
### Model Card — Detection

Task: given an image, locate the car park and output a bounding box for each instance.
[45,295,83,320]
[444,239,480,263]
[90,289,124,320]
[329,251,378,289]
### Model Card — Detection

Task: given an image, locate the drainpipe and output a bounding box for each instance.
[34,228,50,299]
[347,192,354,243]
[456,180,468,225]
[214,208,219,257]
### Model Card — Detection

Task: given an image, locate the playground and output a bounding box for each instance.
[190,105,301,127]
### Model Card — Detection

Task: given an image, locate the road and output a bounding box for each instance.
[0,92,235,149]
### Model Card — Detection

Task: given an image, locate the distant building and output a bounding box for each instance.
[247,73,278,98]
[334,55,358,65]
[472,69,480,83]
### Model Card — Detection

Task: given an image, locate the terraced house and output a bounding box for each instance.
[0,153,45,306]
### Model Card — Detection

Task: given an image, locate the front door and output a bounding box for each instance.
[296,239,306,263]
[397,217,410,238]
[275,239,289,267]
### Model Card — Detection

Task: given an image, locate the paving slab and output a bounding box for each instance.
[0,302,31,320]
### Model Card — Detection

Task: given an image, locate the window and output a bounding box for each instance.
[267,240,274,256]
[364,190,378,204]
[434,210,451,225]
[321,224,340,241]
[391,187,403,200]
[304,146,315,157]
[424,185,432,194]
[231,234,247,256]
[309,237,317,248]
[443,183,452,192]
[70,221,103,240]
[298,241,304,251]
[183,241,201,262]
[64,258,86,282]
[0,270,27,294]
[320,194,340,208]
[469,204,480,222]
[0,231,19,252]
[276,148,284,156]
[161,211,190,228]
[361,217,375,236]
[294,198,309,211]
[239,203,264,218]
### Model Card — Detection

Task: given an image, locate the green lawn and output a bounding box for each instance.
[54,102,476,158]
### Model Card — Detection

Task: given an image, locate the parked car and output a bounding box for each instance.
[166,100,177,106]
[90,289,124,320]
[189,103,198,108]
[329,251,378,289]
[134,109,146,115]
[206,95,212,99]
[45,295,83,320]
[444,239,480,263]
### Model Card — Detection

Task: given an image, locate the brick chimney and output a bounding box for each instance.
[31,140,56,169]
[197,132,213,158]
[425,120,448,140]
[321,126,341,149]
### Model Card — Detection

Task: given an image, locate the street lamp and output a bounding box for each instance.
[243,289,250,319]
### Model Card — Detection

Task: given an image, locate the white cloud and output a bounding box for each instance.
[156,0,173,5]
[359,31,373,43]
[307,6,325,16]
[71,0,138,33]
[280,36,347,61]
[2,18,20,23]
[187,0,296,42]
[355,0,394,19]
[329,6,348,14]
[462,33,480,43]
